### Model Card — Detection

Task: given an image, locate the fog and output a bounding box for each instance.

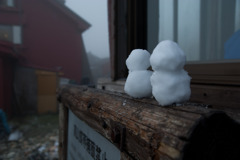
[66,0,110,59]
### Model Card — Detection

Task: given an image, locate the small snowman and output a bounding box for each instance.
[150,40,191,106]
[124,49,153,98]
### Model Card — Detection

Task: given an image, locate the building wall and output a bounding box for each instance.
[0,0,90,83]
[0,0,91,115]
[0,58,4,110]
[21,0,86,82]
[0,56,15,116]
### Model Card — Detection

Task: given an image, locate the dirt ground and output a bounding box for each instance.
[0,114,59,160]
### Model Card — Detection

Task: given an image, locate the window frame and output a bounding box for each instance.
[185,61,240,86]
[108,0,240,110]
[108,0,147,80]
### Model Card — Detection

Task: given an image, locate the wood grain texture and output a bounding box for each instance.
[96,78,240,111]
[190,84,240,112]
[185,62,240,85]
[58,85,240,160]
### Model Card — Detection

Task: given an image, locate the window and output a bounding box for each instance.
[108,0,240,110]
[12,25,21,44]
[0,0,14,7]
[0,25,22,44]
[0,25,12,42]
[109,0,240,79]
[148,0,240,61]
[146,0,240,86]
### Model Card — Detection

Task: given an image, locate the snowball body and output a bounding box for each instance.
[124,49,153,98]
[125,70,153,98]
[150,70,191,106]
[150,40,191,106]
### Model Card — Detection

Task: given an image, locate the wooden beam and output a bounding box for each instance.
[58,85,240,160]
[96,78,240,111]
[185,62,240,85]
[190,84,240,112]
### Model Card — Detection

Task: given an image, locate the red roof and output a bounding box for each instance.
[45,0,91,31]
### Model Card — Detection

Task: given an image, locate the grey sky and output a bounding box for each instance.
[65,0,109,58]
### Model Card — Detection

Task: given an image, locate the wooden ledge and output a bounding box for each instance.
[58,85,240,160]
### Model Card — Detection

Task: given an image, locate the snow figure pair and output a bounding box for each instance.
[124,40,191,106]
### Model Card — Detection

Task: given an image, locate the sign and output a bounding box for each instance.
[67,110,121,160]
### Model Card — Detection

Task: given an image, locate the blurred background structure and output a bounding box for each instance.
[0,1,110,159]
[0,0,240,159]
[0,0,110,116]
[1,0,239,116]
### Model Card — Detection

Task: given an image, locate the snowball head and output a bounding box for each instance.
[124,70,153,98]
[150,70,191,106]
[150,40,186,71]
[126,49,151,71]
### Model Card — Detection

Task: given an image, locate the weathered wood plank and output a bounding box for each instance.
[58,85,240,160]
[97,77,125,93]
[184,62,240,85]
[190,84,240,112]
[95,78,240,112]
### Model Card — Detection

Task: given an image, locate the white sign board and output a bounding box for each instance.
[67,110,121,160]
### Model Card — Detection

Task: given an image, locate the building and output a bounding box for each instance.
[0,0,92,115]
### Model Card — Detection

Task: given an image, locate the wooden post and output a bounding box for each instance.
[58,103,68,160]
[58,85,240,160]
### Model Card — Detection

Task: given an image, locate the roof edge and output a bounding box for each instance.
[45,0,91,31]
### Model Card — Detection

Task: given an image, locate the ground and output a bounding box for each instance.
[0,114,59,160]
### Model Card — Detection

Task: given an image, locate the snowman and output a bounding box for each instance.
[150,40,191,106]
[124,49,153,98]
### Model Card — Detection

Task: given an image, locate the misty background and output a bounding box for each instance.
[66,0,110,84]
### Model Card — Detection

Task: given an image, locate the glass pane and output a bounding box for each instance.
[0,0,14,7]
[177,0,201,61]
[148,0,240,62]
[0,25,13,42]
[13,25,22,44]
[7,0,14,7]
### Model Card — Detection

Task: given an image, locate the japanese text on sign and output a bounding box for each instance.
[67,110,120,160]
